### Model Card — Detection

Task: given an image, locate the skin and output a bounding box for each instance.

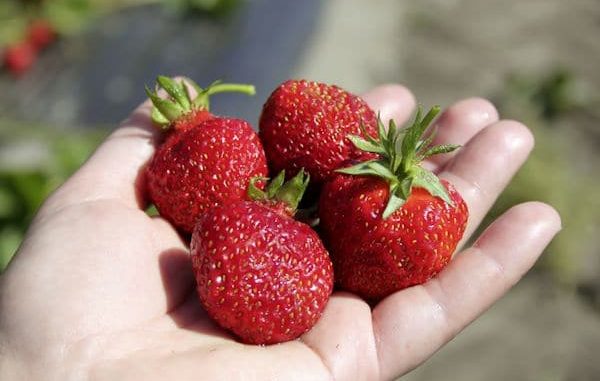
[0,82,561,381]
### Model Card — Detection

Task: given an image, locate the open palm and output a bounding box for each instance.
[0,84,560,381]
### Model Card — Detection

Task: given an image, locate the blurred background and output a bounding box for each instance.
[1,0,599,379]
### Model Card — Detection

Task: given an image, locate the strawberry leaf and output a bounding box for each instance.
[359,122,378,144]
[146,76,255,130]
[382,184,405,218]
[182,80,196,106]
[157,76,191,110]
[387,118,398,148]
[377,115,388,150]
[400,106,423,160]
[420,105,440,132]
[145,87,184,123]
[399,177,413,200]
[341,105,457,218]
[337,160,397,182]
[412,167,454,206]
[275,169,310,212]
[266,170,286,198]
[151,107,170,128]
[401,106,441,169]
[347,135,386,155]
[249,170,309,214]
[415,127,437,154]
[421,144,460,159]
[248,177,268,200]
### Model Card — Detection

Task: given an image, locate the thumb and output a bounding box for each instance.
[43,77,194,214]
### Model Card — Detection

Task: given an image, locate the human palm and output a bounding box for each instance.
[0,84,560,381]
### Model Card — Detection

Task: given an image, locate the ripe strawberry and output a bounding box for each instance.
[259,79,377,186]
[319,106,468,302]
[191,170,334,344]
[3,41,37,76]
[27,19,56,50]
[145,77,268,233]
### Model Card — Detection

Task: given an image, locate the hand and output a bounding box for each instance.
[0,83,561,381]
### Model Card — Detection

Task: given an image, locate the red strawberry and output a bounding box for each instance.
[319,107,468,302]
[259,79,377,186]
[191,170,334,344]
[3,41,37,76]
[145,77,268,233]
[27,19,56,50]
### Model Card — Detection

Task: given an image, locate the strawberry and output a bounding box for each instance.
[319,106,468,302]
[27,19,56,50]
[259,79,377,186]
[145,77,268,233]
[3,41,37,76]
[191,170,334,344]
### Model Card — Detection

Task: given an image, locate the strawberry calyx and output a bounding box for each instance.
[145,76,256,130]
[248,169,310,216]
[338,106,460,219]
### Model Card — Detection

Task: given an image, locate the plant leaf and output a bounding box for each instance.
[377,114,387,145]
[336,160,397,182]
[419,105,441,132]
[412,167,454,206]
[416,127,437,154]
[359,122,378,144]
[275,169,309,212]
[398,176,413,200]
[400,106,423,163]
[422,144,461,158]
[182,79,195,105]
[145,87,184,122]
[151,107,170,128]
[387,118,397,147]
[247,176,267,200]
[382,185,406,219]
[157,76,191,110]
[401,106,442,170]
[266,171,285,198]
[347,135,386,154]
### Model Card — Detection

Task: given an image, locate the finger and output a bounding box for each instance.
[424,97,499,171]
[73,100,158,207]
[300,292,379,381]
[438,120,534,240]
[361,84,416,125]
[372,202,561,379]
[45,77,193,212]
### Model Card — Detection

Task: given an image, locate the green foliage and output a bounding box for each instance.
[0,0,242,48]
[0,121,106,273]
[485,69,600,284]
[0,2,26,46]
[43,0,97,35]
[171,0,243,16]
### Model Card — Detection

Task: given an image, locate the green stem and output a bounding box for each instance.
[195,82,256,110]
[206,83,256,97]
